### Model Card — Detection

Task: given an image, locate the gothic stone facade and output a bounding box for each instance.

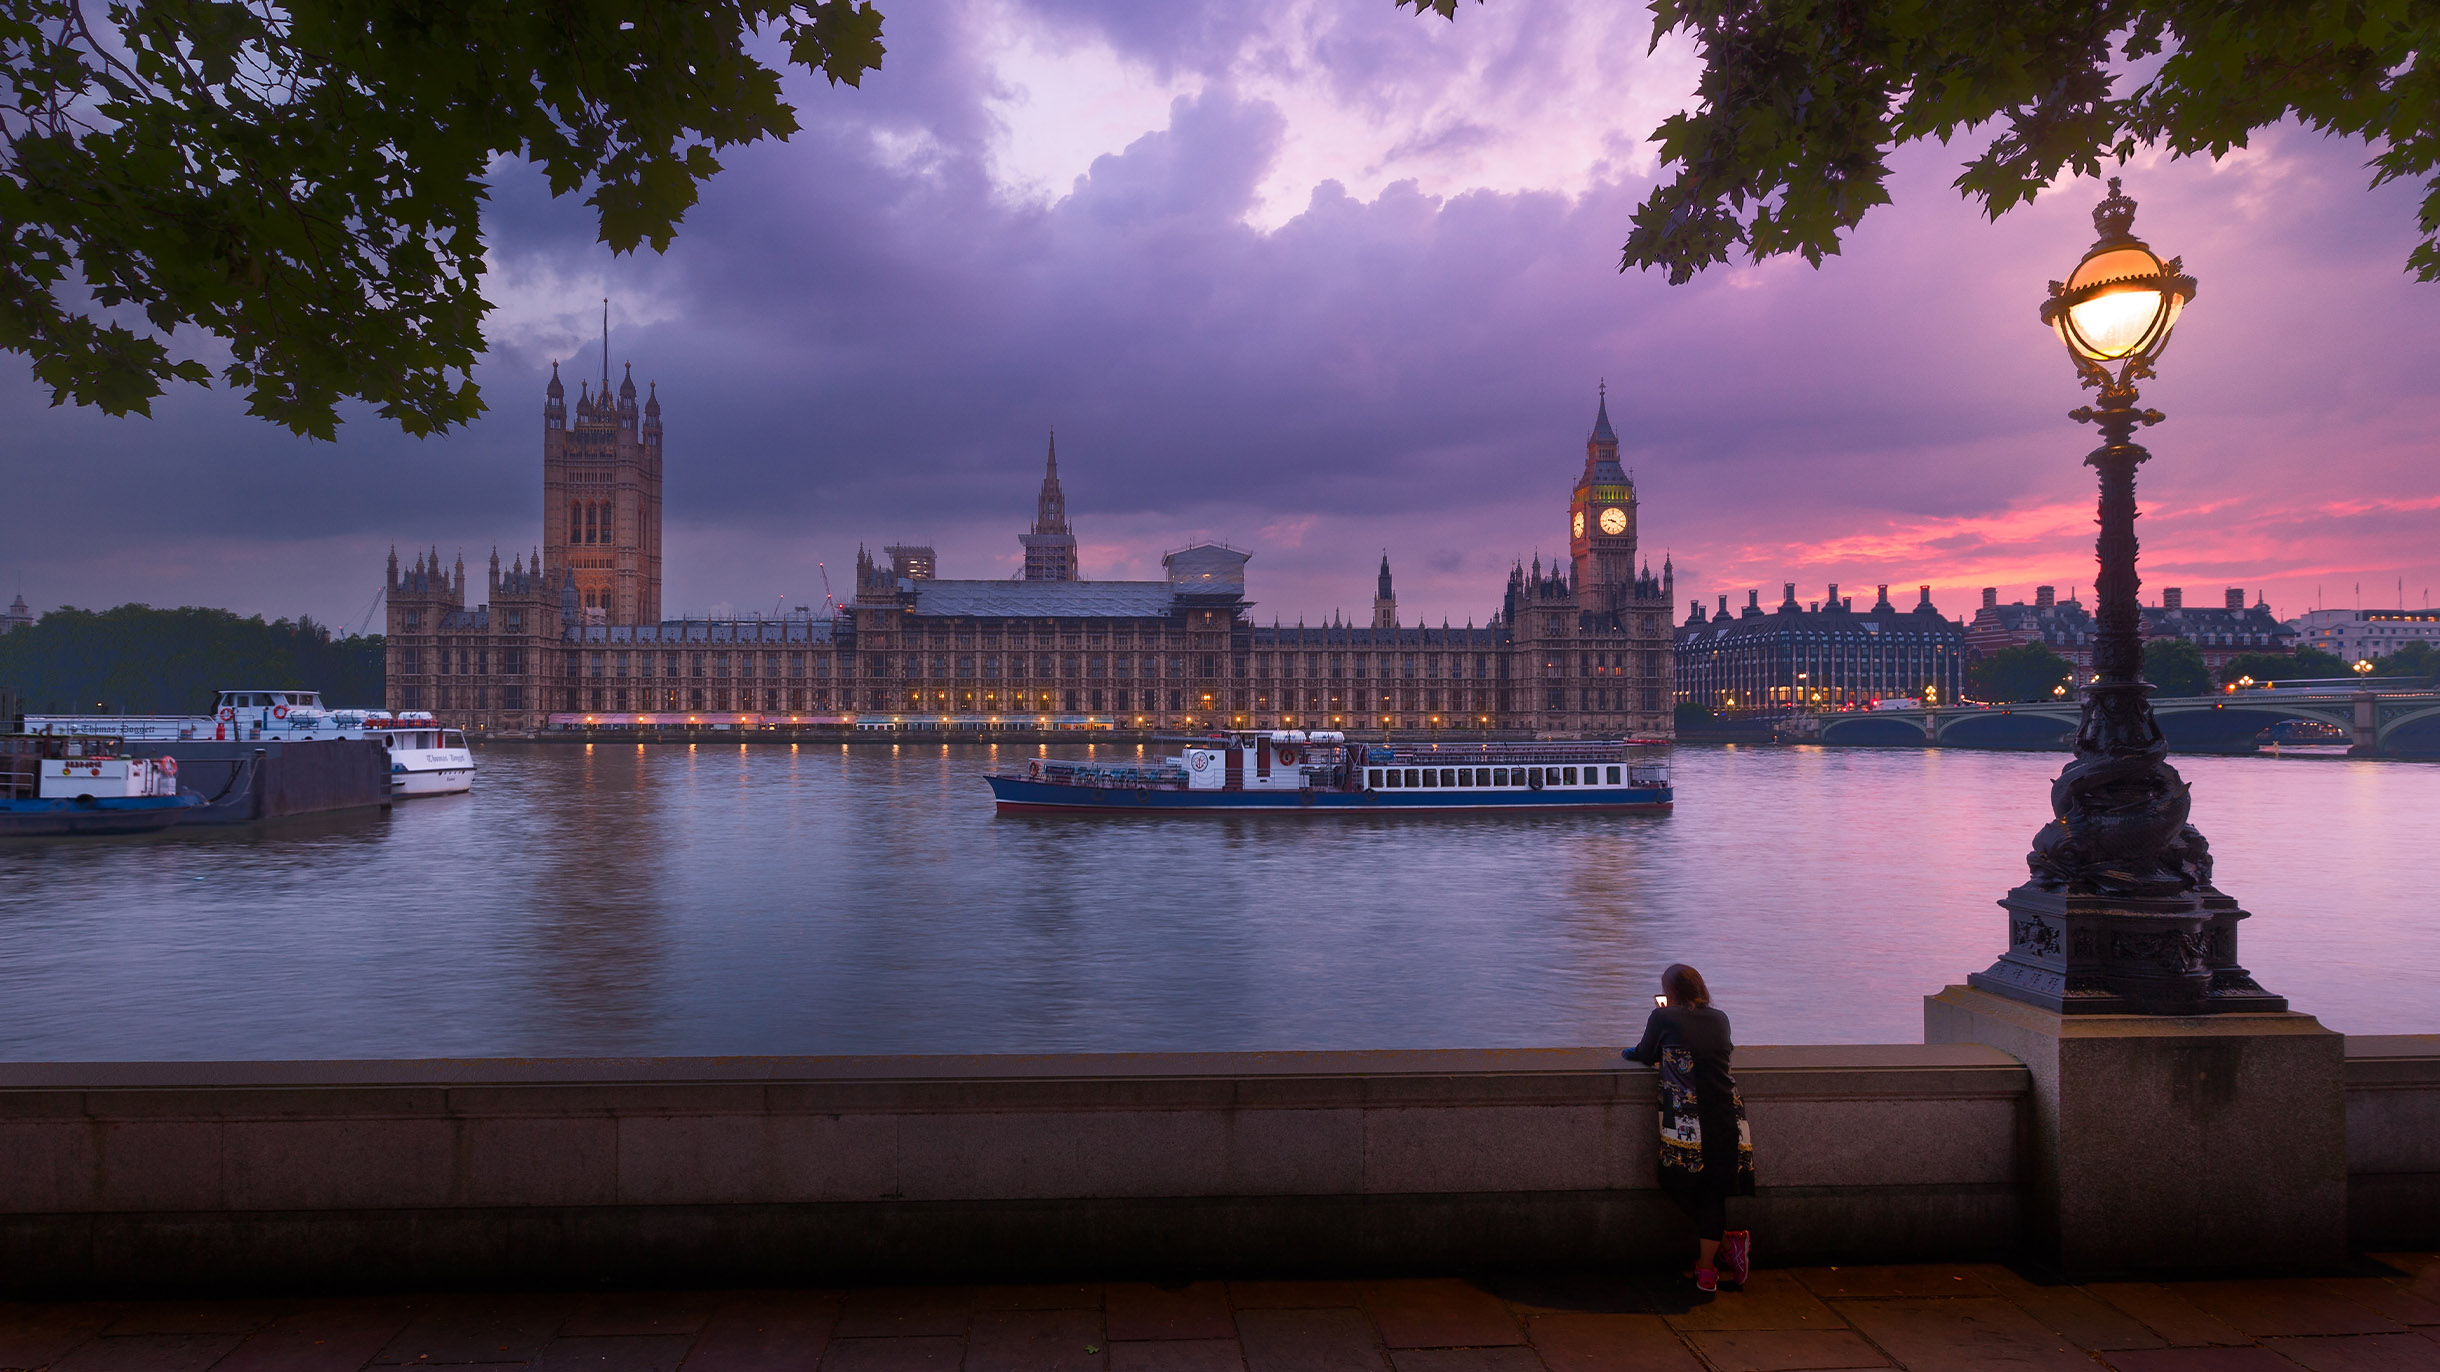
[385,374,1675,739]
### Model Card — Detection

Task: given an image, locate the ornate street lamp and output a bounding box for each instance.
[1969,179,2283,1016]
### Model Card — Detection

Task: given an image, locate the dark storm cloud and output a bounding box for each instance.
[1,0,2433,628]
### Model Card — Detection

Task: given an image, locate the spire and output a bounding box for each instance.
[1591,381,1616,445]
[1377,553,1394,601]
[643,380,659,417]
[1022,429,1080,581]
[619,361,636,400]
[600,297,611,395]
[546,360,563,398]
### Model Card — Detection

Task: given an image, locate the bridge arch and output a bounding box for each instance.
[1934,708,2077,749]
[2380,702,2440,756]
[1816,713,1936,746]
[2152,699,2354,752]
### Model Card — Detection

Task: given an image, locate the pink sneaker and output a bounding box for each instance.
[1694,1267,1718,1293]
[1721,1230,1751,1286]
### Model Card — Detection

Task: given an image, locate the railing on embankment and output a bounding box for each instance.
[1,1038,2430,1293]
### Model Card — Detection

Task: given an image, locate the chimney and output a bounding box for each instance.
[1826,583,1839,606]
[1782,582,1798,609]
[1981,587,1999,611]
[1843,597,1854,612]
[1745,590,1760,616]
[2163,587,2183,610]
[1719,594,1730,618]
[1918,585,1935,612]
[2226,588,2245,611]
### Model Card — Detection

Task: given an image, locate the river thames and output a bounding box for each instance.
[0,742,2432,1060]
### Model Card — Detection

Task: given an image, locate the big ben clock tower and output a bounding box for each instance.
[1569,385,1638,616]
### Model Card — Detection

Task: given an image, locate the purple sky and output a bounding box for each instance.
[5,1,2435,632]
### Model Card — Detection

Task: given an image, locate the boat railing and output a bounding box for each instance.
[20,715,214,741]
[1374,743,1653,766]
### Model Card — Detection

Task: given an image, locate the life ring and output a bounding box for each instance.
[272,705,290,719]
[218,707,235,721]
[157,756,177,777]
[1027,758,1043,779]
[1277,744,1299,765]
[1191,754,1210,771]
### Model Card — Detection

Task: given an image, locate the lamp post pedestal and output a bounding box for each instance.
[1926,985,2347,1274]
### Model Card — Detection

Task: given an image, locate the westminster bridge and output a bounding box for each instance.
[1801,684,2440,755]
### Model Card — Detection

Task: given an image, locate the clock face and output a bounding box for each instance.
[1599,506,1629,536]
[1571,511,1585,538]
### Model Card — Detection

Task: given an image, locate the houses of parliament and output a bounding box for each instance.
[383,360,1678,739]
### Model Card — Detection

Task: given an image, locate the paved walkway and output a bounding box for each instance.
[2,1255,2434,1371]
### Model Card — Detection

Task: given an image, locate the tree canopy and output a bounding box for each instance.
[2141,637,2215,697]
[2219,647,2349,685]
[1,1,885,438]
[2373,639,2440,683]
[1407,1,2440,284]
[0,603,384,713]
[1970,641,2074,702]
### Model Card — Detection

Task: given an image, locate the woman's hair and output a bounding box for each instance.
[1661,963,1710,1007]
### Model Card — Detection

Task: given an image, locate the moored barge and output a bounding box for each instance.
[986,730,1671,813]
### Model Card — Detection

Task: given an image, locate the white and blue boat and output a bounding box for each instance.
[986,730,1671,814]
[0,735,203,837]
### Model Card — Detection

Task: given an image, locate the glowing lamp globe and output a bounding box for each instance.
[2039,178,2197,381]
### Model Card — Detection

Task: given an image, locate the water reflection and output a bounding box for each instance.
[0,742,2432,1060]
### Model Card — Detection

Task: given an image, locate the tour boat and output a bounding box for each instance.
[985,730,1672,813]
[26,690,476,798]
[0,735,203,836]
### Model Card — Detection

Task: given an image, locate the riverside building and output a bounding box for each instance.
[1674,584,1969,712]
[384,366,1676,739]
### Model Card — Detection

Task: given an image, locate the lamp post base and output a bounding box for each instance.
[1925,984,2344,1275]
[1968,884,2287,1016]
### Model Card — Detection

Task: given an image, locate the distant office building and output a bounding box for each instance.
[1675,583,1967,712]
[1969,586,2096,668]
[2290,608,2440,666]
[0,594,30,635]
[2141,587,2294,673]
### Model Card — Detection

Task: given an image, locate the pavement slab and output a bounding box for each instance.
[833,1290,975,1340]
[1661,1272,1843,1332]
[213,1303,420,1372]
[372,1294,567,1364]
[2311,1278,2440,1327]
[99,1299,295,1335]
[527,1335,699,1370]
[2098,1350,2304,1372]
[1831,1296,2095,1372]
[819,1336,970,1372]
[966,1308,1107,1372]
[50,1332,248,1372]
[2173,1283,2405,1339]
[1233,1308,1389,1372]
[971,1287,1106,1313]
[678,1293,838,1371]
[1227,1285,1362,1312]
[1106,1285,1236,1342]
[2260,1332,2440,1372]
[1787,1267,1996,1302]
[1108,1340,1248,1372]
[1977,1268,2168,1352]
[559,1292,723,1337]
[1521,1313,1701,1372]
[1677,1330,1893,1371]
[0,1303,113,1371]
[1383,1348,1546,1372]
[2088,1284,2257,1347]
[1357,1281,1522,1349]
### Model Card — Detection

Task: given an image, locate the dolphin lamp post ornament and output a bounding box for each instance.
[1969,179,2283,1016]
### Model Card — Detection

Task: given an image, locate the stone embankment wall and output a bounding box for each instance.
[2346,1035,2440,1248]
[0,1039,2430,1293]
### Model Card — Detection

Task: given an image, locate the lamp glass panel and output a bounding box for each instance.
[2067,284,2167,360]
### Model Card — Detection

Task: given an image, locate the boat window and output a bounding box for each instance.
[444,732,466,748]
[1458,768,1473,787]
[1565,767,1578,785]
[1528,767,1543,787]
[1608,765,1622,784]
[1492,768,1507,786]
[1439,769,1454,787]
[1404,768,1421,788]
[1368,769,1383,788]
[1382,769,1399,788]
